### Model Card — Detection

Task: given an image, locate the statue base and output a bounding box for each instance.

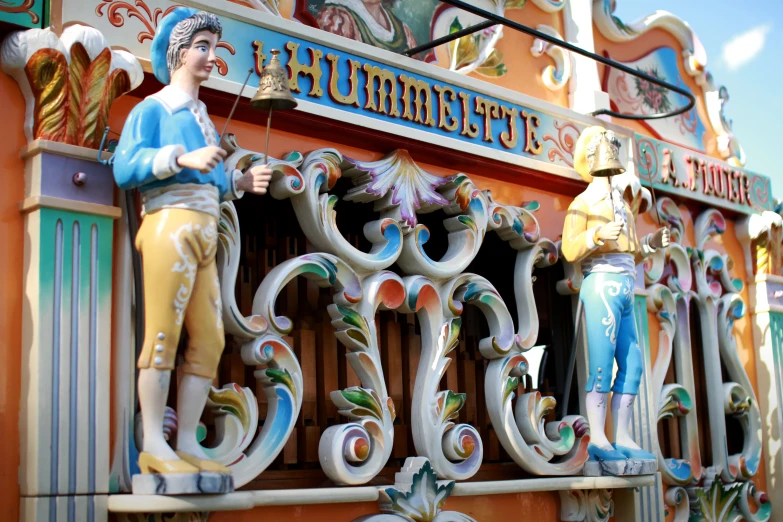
[583,459,657,477]
[131,472,234,495]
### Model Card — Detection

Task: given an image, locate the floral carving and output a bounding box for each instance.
[95,0,236,75]
[344,150,450,230]
[353,458,476,522]
[559,489,613,522]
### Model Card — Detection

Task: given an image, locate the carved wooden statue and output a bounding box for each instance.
[563,125,669,476]
[112,7,272,494]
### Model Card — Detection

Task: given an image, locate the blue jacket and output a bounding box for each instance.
[113,86,240,200]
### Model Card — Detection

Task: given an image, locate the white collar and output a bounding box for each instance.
[326,0,395,42]
[150,85,205,114]
[578,181,621,205]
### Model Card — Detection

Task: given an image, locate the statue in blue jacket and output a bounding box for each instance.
[114,7,271,479]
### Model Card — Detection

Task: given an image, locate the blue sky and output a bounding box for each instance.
[613,1,783,201]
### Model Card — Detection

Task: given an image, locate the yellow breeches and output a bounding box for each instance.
[135,208,225,379]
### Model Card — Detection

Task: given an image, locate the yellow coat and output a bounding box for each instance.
[562,189,650,265]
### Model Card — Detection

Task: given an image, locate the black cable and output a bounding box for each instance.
[405,0,695,121]
[404,20,496,57]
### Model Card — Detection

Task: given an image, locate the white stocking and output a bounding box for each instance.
[585,390,612,449]
[138,368,179,460]
[611,392,641,450]
[175,373,213,458]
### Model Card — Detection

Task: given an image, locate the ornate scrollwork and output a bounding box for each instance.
[399,276,483,480]
[530,25,572,91]
[559,489,613,522]
[320,271,405,485]
[717,293,762,481]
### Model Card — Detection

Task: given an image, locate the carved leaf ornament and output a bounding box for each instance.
[1,25,143,146]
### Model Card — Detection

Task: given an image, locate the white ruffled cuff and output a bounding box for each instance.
[641,233,656,256]
[586,226,604,250]
[152,144,185,179]
[223,169,245,201]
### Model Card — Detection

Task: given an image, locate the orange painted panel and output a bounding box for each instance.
[0,69,27,522]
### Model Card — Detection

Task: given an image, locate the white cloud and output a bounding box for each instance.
[722,24,773,71]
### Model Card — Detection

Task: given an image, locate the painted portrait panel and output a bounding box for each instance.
[304,0,439,57]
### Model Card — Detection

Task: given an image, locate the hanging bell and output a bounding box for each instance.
[588,131,626,178]
[250,49,298,111]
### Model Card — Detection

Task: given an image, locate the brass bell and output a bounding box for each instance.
[250,49,298,111]
[588,131,626,178]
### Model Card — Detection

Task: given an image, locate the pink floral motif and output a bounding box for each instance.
[613,74,642,112]
[543,121,580,167]
[95,0,235,75]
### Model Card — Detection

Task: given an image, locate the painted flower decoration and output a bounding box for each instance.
[634,66,672,114]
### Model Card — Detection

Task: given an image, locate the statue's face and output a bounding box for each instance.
[177,30,218,83]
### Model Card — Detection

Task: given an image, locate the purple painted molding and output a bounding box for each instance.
[41,153,115,206]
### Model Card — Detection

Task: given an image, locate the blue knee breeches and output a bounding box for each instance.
[580,272,643,395]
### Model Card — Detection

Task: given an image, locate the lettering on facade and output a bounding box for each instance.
[278,42,544,155]
[636,133,770,213]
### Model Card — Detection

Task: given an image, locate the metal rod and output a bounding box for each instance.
[641,156,662,227]
[561,298,583,417]
[219,68,255,142]
[608,175,616,218]
[264,107,273,164]
[404,20,496,57]
[407,0,695,121]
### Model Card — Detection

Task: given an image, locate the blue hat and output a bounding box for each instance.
[150,7,199,85]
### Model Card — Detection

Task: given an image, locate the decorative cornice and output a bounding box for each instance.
[592,0,746,166]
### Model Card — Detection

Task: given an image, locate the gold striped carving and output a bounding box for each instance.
[24,42,132,148]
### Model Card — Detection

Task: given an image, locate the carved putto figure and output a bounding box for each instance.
[112,7,272,494]
[562,126,669,475]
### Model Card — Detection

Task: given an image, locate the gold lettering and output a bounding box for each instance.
[433,85,458,132]
[499,106,518,149]
[252,41,266,75]
[326,53,360,107]
[474,96,500,142]
[363,64,399,117]
[458,92,479,138]
[399,74,436,126]
[285,42,324,96]
[661,148,677,186]
[522,111,543,155]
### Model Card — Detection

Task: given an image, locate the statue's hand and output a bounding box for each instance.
[650,227,670,249]
[596,221,623,243]
[237,164,272,195]
[176,146,227,173]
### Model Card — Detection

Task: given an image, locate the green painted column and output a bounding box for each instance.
[19,140,119,522]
